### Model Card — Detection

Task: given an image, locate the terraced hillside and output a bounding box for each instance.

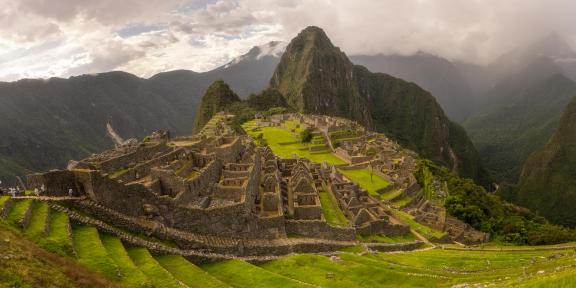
[2,196,576,287]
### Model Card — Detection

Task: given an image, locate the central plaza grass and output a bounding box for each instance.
[337,168,389,197]
[242,120,346,165]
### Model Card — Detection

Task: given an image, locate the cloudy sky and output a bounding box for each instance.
[1,0,575,81]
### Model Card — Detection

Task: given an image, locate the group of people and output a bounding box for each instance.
[0,180,47,198]
[0,178,78,198]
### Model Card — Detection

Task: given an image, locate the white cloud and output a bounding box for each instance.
[1,0,575,81]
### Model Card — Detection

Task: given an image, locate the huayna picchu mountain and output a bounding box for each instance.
[515,95,576,227]
[267,26,488,185]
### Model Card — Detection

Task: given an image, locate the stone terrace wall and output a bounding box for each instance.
[116,147,184,183]
[99,142,171,172]
[285,220,355,241]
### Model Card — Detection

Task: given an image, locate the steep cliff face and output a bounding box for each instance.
[270,26,372,127]
[270,26,488,185]
[192,80,241,133]
[516,95,576,227]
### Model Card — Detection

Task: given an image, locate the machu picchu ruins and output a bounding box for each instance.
[0,112,492,268]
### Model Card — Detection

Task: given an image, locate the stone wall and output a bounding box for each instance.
[285,220,355,241]
[116,147,184,183]
[99,142,171,172]
[174,159,223,204]
[27,170,83,197]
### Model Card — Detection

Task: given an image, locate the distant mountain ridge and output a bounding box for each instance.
[0,44,282,184]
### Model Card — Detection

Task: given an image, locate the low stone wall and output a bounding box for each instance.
[356,219,410,236]
[285,220,355,241]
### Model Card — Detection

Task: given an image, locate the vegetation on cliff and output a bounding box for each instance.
[464,74,576,183]
[416,160,576,244]
[514,95,576,227]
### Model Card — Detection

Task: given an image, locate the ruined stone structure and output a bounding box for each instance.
[25,112,487,259]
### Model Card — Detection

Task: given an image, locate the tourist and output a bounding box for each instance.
[68,188,74,197]
[34,188,40,196]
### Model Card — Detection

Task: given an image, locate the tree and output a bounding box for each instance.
[300,128,313,143]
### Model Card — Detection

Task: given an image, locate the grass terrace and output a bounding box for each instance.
[337,168,390,197]
[318,188,349,227]
[242,120,346,165]
[156,254,229,288]
[72,226,120,279]
[100,235,153,287]
[202,259,314,288]
[391,210,446,239]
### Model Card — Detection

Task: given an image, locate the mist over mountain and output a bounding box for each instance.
[350,53,474,122]
[462,34,576,184]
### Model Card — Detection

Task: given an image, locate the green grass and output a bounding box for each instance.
[337,168,390,197]
[156,254,230,288]
[260,253,444,288]
[242,121,346,165]
[6,199,32,225]
[100,234,152,287]
[202,259,315,288]
[127,247,183,288]
[72,226,120,279]
[392,196,413,207]
[357,233,417,243]
[379,189,403,201]
[0,195,10,208]
[391,210,446,239]
[516,268,576,287]
[38,210,73,256]
[109,167,130,179]
[24,201,49,239]
[378,248,562,272]
[318,190,348,227]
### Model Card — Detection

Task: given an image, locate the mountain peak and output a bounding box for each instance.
[221,41,286,70]
[269,26,370,125]
[192,80,241,133]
